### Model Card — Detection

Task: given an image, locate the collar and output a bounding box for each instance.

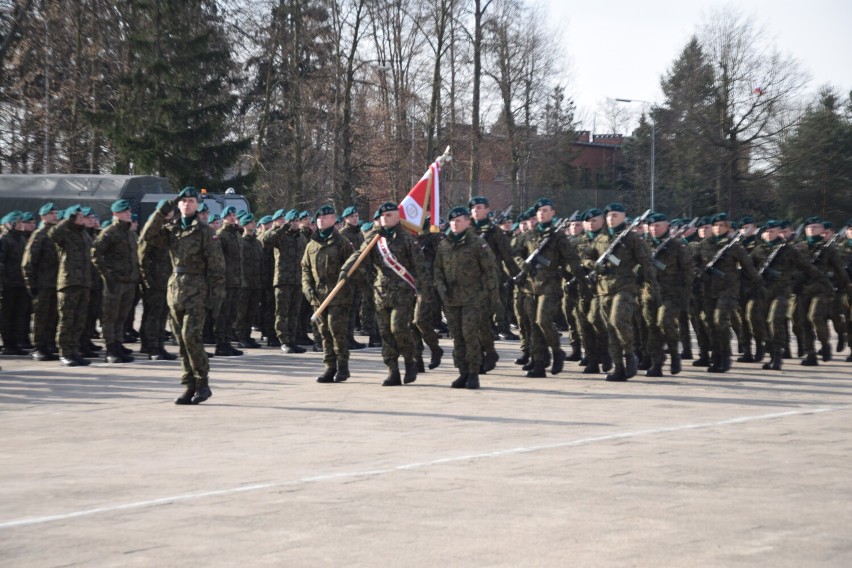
[180,214,197,230]
[607,222,626,236]
[380,226,397,238]
[535,220,554,234]
[315,227,334,242]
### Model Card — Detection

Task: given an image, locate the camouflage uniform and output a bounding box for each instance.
[685,233,712,365]
[302,228,354,379]
[22,222,59,355]
[434,227,500,385]
[738,234,767,362]
[92,220,140,350]
[511,231,535,361]
[258,232,277,345]
[0,225,29,352]
[138,216,173,356]
[836,238,852,358]
[575,229,609,373]
[414,229,443,368]
[236,231,263,345]
[214,222,244,350]
[341,222,375,340]
[260,225,307,347]
[49,217,93,359]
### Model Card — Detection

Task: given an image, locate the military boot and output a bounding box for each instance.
[514,351,530,365]
[525,358,547,378]
[334,364,350,382]
[482,350,499,373]
[451,373,469,389]
[670,354,682,375]
[762,350,782,371]
[105,343,124,364]
[637,353,651,371]
[800,352,818,366]
[403,360,418,384]
[645,361,663,377]
[754,342,766,363]
[31,349,58,361]
[72,353,91,366]
[718,353,732,373]
[601,352,613,373]
[582,359,601,374]
[428,346,444,369]
[707,352,722,372]
[680,348,693,360]
[382,368,402,386]
[368,335,382,348]
[566,341,582,362]
[624,353,638,379]
[317,366,337,383]
[281,343,306,354]
[415,355,426,373]
[266,336,282,347]
[605,361,627,381]
[175,379,196,405]
[466,373,480,390]
[692,352,710,367]
[837,334,847,353]
[152,347,178,361]
[522,358,536,371]
[119,343,133,355]
[191,378,212,404]
[737,347,754,363]
[550,348,566,375]
[820,343,832,362]
[348,336,366,350]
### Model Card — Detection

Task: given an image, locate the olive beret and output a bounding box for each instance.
[468,196,489,208]
[582,208,603,221]
[448,206,471,220]
[604,203,626,214]
[342,205,358,218]
[177,186,199,200]
[314,204,336,219]
[646,212,668,223]
[533,197,554,211]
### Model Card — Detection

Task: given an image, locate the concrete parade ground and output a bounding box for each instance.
[1,333,851,567]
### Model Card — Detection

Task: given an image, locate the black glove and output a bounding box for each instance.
[338,271,348,283]
[158,199,174,215]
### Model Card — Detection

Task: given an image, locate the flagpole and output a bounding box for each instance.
[310,233,380,322]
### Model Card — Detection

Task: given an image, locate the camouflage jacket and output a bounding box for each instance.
[698,235,759,299]
[752,240,828,297]
[301,229,354,307]
[416,230,442,292]
[795,239,850,294]
[217,223,244,288]
[92,220,140,285]
[138,215,172,289]
[589,226,657,297]
[0,228,26,288]
[340,223,364,249]
[259,225,307,287]
[473,219,520,279]
[22,223,59,289]
[48,218,93,290]
[241,233,264,289]
[434,228,499,307]
[647,231,694,296]
[514,222,584,296]
[343,226,423,302]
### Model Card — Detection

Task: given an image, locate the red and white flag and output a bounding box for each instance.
[398,147,450,233]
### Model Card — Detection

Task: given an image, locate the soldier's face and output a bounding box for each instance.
[449,215,471,233]
[379,210,400,228]
[741,223,757,237]
[586,216,603,232]
[114,210,132,223]
[179,197,198,217]
[763,228,781,241]
[536,206,555,224]
[41,211,58,225]
[345,213,359,226]
[316,213,336,230]
[711,222,730,237]
[805,223,824,237]
[606,211,625,227]
[198,211,208,223]
[86,215,98,228]
[649,221,669,238]
[846,227,852,240]
[569,221,583,235]
[471,203,489,221]
[73,213,86,226]
[698,225,711,238]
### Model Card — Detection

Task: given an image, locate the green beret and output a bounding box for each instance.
[19,212,33,222]
[730,221,739,230]
[582,208,603,221]
[236,209,247,219]
[698,216,712,227]
[374,202,398,219]
[210,213,221,222]
[763,220,782,229]
[361,221,374,232]
[342,205,358,218]
[3,210,22,224]
[804,216,823,225]
[739,215,756,225]
[271,209,285,221]
[524,207,536,219]
[823,220,834,229]
[284,209,299,222]
[177,186,199,200]
[63,205,81,218]
[258,215,273,225]
[298,210,310,220]
[157,199,172,212]
[448,206,471,220]
[646,212,668,223]
[468,196,489,208]
[197,202,209,213]
[604,203,626,214]
[710,212,730,224]
[567,211,581,222]
[779,220,791,229]
[314,204,336,219]
[39,202,57,216]
[100,219,112,229]
[56,209,66,220]
[670,218,685,228]
[222,206,236,217]
[111,199,131,213]
[238,213,255,226]
[533,197,554,211]
[81,207,94,217]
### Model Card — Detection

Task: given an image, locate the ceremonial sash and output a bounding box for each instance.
[376,236,417,290]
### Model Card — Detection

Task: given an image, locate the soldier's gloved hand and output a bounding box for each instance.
[157,199,174,214]
[521,261,536,275]
[306,290,319,306]
[337,271,348,283]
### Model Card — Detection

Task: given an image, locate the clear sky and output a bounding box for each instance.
[542,0,852,133]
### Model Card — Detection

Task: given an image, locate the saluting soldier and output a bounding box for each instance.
[302,205,355,383]
[342,202,425,386]
[22,203,60,360]
[141,187,226,404]
[235,213,263,349]
[213,206,244,356]
[256,215,279,346]
[91,199,140,363]
[434,206,500,389]
[138,200,178,361]
[0,211,29,354]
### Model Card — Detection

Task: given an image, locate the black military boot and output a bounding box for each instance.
[796,338,804,358]
[763,350,782,371]
[281,343,306,354]
[718,353,732,373]
[368,335,382,348]
[383,368,402,386]
[514,351,530,365]
[451,373,469,388]
[525,359,546,378]
[582,359,601,374]
[191,378,212,404]
[403,360,418,384]
[175,379,196,405]
[605,362,627,381]
[466,373,480,389]
[215,343,236,356]
[348,336,366,350]
[601,352,613,373]
[428,346,444,369]
[680,348,693,360]
[72,353,91,366]
[707,352,722,372]
[60,354,81,367]
[317,366,337,383]
[800,352,818,366]
[334,364,350,382]
[837,334,847,353]
[692,352,710,367]
[566,341,582,362]
[119,343,133,355]
[267,336,281,347]
[482,350,499,373]
[820,343,832,362]
[32,349,58,361]
[645,361,663,377]
[637,353,651,371]
[152,347,178,361]
[415,354,426,373]
[737,347,754,363]
[754,343,766,363]
[105,343,124,364]
[238,338,262,349]
[670,354,682,375]
[624,353,638,379]
[550,348,566,375]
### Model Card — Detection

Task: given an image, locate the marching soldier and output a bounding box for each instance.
[339,205,368,350]
[141,187,226,404]
[138,201,178,360]
[837,222,852,361]
[575,208,610,374]
[342,202,425,386]
[413,217,444,371]
[434,206,500,389]
[511,209,535,368]
[257,215,279,347]
[214,206,244,356]
[22,204,60,360]
[302,205,355,382]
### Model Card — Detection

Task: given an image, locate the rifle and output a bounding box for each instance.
[758,223,803,279]
[651,217,698,271]
[811,225,847,265]
[704,231,744,278]
[509,211,578,287]
[585,209,652,285]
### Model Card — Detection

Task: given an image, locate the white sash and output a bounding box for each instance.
[377,236,417,290]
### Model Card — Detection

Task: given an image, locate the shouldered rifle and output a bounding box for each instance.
[652,217,698,271]
[811,225,847,265]
[509,211,577,287]
[593,209,651,270]
[704,231,744,278]
[758,223,803,279]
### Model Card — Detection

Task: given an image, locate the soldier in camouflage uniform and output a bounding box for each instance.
[0,211,29,355]
[213,206,244,356]
[302,205,355,382]
[141,187,226,404]
[260,209,308,353]
[22,203,60,360]
[413,219,444,371]
[589,204,658,381]
[736,216,767,363]
[561,213,584,361]
[234,213,263,349]
[342,202,424,386]
[48,206,93,367]
[359,221,381,347]
[138,200,178,360]
[91,199,139,363]
[339,206,369,349]
[822,221,847,354]
[574,209,610,374]
[514,198,585,378]
[511,209,535,367]
[794,216,850,365]
[256,215,279,346]
[434,206,500,389]
[296,210,317,347]
[837,222,852,361]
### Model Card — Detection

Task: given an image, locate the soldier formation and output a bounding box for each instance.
[2,192,851,403]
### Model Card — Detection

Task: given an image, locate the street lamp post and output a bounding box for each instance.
[616,98,655,212]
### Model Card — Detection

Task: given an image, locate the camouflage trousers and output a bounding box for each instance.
[477,299,496,355]
[744,294,768,347]
[101,280,137,344]
[315,303,350,367]
[796,291,831,355]
[595,290,638,361]
[445,304,482,373]
[414,287,441,354]
[168,281,210,383]
[84,280,101,348]
[561,287,581,345]
[1,286,30,348]
[56,286,90,357]
[527,292,563,359]
[259,286,276,340]
[376,293,416,369]
[701,293,739,357]
[214,287,240,345]
[580,291,607,364]
[236,287,262,341]
[765,294,790,350]
[140,286,168,352]
[690,289,711,357]
[275,285,302,345]
[31,287,58,352]
[646,295,683,364]
[514,290,534,353]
